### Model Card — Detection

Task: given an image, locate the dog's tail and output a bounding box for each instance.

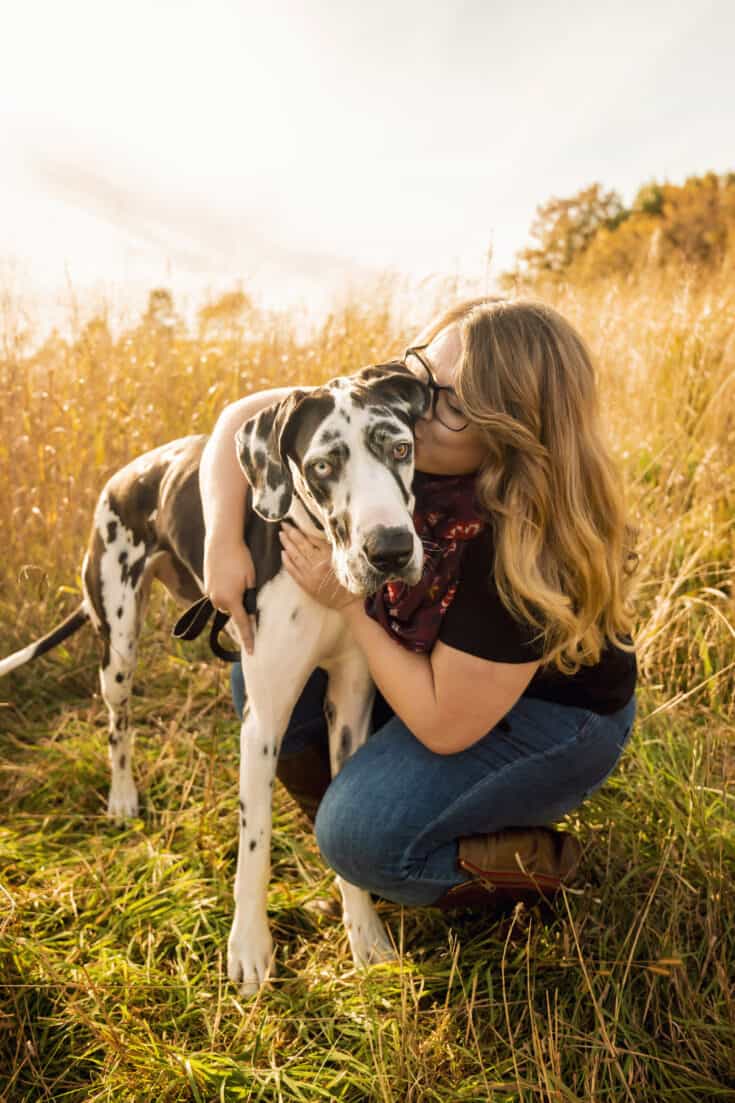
[0,603,90,677]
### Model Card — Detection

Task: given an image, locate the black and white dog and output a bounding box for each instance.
[0,365,430,994]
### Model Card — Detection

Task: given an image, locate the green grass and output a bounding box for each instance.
[1,599,733,1101]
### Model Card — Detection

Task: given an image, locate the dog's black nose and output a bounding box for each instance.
[363,527,414,572]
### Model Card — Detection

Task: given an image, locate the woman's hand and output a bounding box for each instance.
[203,535,257,654]
[279,523,361,611]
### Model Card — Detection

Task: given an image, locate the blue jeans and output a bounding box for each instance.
[230,662,636,907]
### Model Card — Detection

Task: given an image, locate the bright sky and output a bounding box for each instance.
[1,0,733,328]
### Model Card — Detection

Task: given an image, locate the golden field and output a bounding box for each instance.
[0,254,733,1100]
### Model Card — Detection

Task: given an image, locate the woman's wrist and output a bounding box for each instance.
[340,595,366,617]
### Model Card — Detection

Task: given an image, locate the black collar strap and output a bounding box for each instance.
[172,589,257,662]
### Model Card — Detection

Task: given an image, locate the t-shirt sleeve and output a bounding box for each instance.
[437,530,546,663]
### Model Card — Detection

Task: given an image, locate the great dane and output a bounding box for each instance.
[0,364,430,993]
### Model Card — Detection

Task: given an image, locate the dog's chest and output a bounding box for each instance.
[254,568,349,665]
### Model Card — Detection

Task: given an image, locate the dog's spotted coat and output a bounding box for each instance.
[0,365,430,995]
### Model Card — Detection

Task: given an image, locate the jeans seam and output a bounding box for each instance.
[575,709,605,739]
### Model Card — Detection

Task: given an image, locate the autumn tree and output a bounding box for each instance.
[517,183,628,278]
[503,172,735,288]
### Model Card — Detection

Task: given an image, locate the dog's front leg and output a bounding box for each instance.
[227,701,279,996]
[324,651,397,969]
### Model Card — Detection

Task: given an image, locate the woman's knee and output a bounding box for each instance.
[315,718,434,886]
[314,773,358,880]
[314,766,394,888]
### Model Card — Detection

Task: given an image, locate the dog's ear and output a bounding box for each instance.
[235,390,308,521]
[356,363,432,423]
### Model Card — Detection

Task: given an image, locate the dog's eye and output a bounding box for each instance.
[312,460,333,478]
[393,442,412,461]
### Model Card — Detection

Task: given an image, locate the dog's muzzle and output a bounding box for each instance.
[362,526,414,573]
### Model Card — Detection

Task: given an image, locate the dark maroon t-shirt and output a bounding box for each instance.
[437,528,637,715]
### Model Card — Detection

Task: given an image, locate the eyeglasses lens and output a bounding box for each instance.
[403,349,468,431]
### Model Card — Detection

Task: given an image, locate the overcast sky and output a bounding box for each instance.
[1,0,733,325]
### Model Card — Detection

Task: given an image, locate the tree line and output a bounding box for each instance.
[502,171,735,287]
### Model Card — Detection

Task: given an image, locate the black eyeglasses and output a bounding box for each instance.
[402,345,470,432]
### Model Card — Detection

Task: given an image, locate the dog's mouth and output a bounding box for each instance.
[336,554,423,597]
[365,559,423,594]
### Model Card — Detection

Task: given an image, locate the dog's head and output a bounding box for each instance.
[235,364,431,594]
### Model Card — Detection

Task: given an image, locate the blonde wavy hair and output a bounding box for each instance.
[417,296,639,675]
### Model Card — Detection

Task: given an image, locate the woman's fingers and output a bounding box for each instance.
[229,601,255,657]
[278,523,356,610]
[279,525,314,570]
[236,549,257,656]
[205,541,257,656]
[282,522,327,553]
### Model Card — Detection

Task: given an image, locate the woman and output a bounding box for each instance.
[199,296,639,913]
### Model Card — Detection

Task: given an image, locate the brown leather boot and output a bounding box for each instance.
[275,741,333,826]
[434,827,582,915]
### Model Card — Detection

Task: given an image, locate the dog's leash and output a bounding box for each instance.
[172,589,257,662]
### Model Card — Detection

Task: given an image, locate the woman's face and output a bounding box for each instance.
[406,324,488,476]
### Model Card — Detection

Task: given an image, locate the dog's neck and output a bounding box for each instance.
[286,489,325,537]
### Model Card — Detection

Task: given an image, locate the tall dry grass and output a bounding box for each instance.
[2,263,733,714]
[0,283,403,663]
[0,263,734,1100]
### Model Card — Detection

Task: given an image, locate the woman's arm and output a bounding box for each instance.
[199,385,311,651]
[278,523,540,752]
[341,602,540,753]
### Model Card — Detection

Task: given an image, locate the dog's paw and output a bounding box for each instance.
[227,922,276,996]
[346,911,397,968]
[106,781,139,822]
